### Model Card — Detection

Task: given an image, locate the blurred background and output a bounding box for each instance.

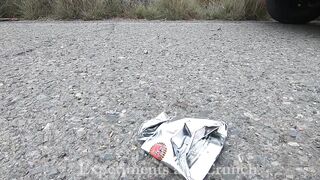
[0,0,267,20]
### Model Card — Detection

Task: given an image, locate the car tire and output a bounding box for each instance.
[266,0,320,24]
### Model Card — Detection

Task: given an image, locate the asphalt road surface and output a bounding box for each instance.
[0,21,320,180]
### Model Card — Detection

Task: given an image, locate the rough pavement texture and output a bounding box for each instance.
[0,21,320,180]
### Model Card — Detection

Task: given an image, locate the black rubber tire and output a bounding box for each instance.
[266,0,320,24]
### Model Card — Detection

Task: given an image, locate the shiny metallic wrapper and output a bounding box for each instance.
[138,112,228,180]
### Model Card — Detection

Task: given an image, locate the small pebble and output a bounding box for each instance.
[43,123,52,131]
[271,161,280,166]
[289,128,298,138]
[295,167,303,172]
[131,145,137,150]
[48,168,60,177]
[76,128,86,137]
[119,109,126,118]
[98,153,115,163]
[288,142,300,147]
[36,94,48,101]
[282,101,291,105]
[109,131,114,137]
[75,93,82,100]
[286,175,294,179]
[304,167,316,173]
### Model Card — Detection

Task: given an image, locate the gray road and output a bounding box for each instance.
[0,21,320,180]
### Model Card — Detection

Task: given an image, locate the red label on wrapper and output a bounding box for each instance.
[149,143,167,161]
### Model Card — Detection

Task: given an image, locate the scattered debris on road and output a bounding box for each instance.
[138,112,228,180]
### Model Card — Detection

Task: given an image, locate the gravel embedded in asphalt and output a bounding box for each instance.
[0,20,320,179]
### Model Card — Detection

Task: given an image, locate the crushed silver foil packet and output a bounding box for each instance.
[138,112,228,180]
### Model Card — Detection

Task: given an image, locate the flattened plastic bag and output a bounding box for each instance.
[138,112,228,180]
